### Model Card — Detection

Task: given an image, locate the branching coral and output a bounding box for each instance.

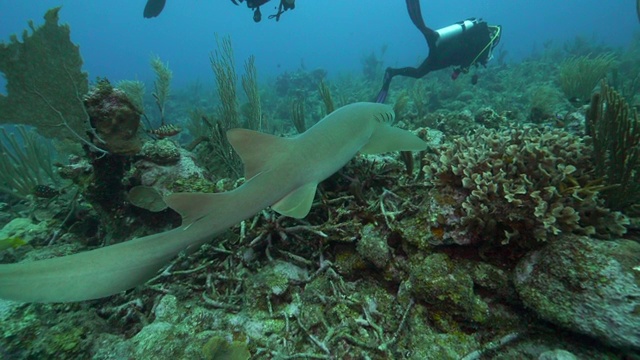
[414,127,627,247]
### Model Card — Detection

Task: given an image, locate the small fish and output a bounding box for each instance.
[568,97,589,107]
[0,237,26,252]
[33,185,60,198]
[148,124,182,139]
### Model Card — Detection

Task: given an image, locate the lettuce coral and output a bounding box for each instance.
[409,127,627,247]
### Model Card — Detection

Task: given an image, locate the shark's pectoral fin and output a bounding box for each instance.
[271,182,318,219]
[360,126,428,154]
[164,192,225,225]
[227,128,293,180]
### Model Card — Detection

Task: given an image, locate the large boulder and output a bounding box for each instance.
[514,234,640,349]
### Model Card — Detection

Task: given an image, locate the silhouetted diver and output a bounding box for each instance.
[376,0,502,103]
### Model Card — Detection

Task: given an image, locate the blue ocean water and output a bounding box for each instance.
[0,0,636,89]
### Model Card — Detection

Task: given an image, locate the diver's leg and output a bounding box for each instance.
[375,68,394,103]
[406,0,437,47]
[376,63,431,103]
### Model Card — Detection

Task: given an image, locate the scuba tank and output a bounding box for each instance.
[434,18,482,47]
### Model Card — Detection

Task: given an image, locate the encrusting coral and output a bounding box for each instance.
[406,126,628,247]
[83,78,142,155]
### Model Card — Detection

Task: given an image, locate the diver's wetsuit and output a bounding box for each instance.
[376,0,498,103]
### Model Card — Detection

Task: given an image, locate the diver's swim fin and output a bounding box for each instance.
[144,0,166,18]
[405,0,437,49]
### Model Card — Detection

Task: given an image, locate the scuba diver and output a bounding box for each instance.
[143,0,295,22]
[232,0,295,22]
[376,0,502,103]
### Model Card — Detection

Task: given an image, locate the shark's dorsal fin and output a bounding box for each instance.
[271,182,318,219]
[360,125,428,154]
[227,128,293,180]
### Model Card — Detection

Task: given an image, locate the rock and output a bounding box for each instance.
[514,235,640,349]
[139,139,181,165]
[154,295,179,323]
[538,349,578,360]
[405,253,489,323]
[248,260,308,298]
[0,217,48,243]
[133,148,206,194]
[356,224,391,269]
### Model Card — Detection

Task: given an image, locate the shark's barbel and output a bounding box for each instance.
[0,102,427,303]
